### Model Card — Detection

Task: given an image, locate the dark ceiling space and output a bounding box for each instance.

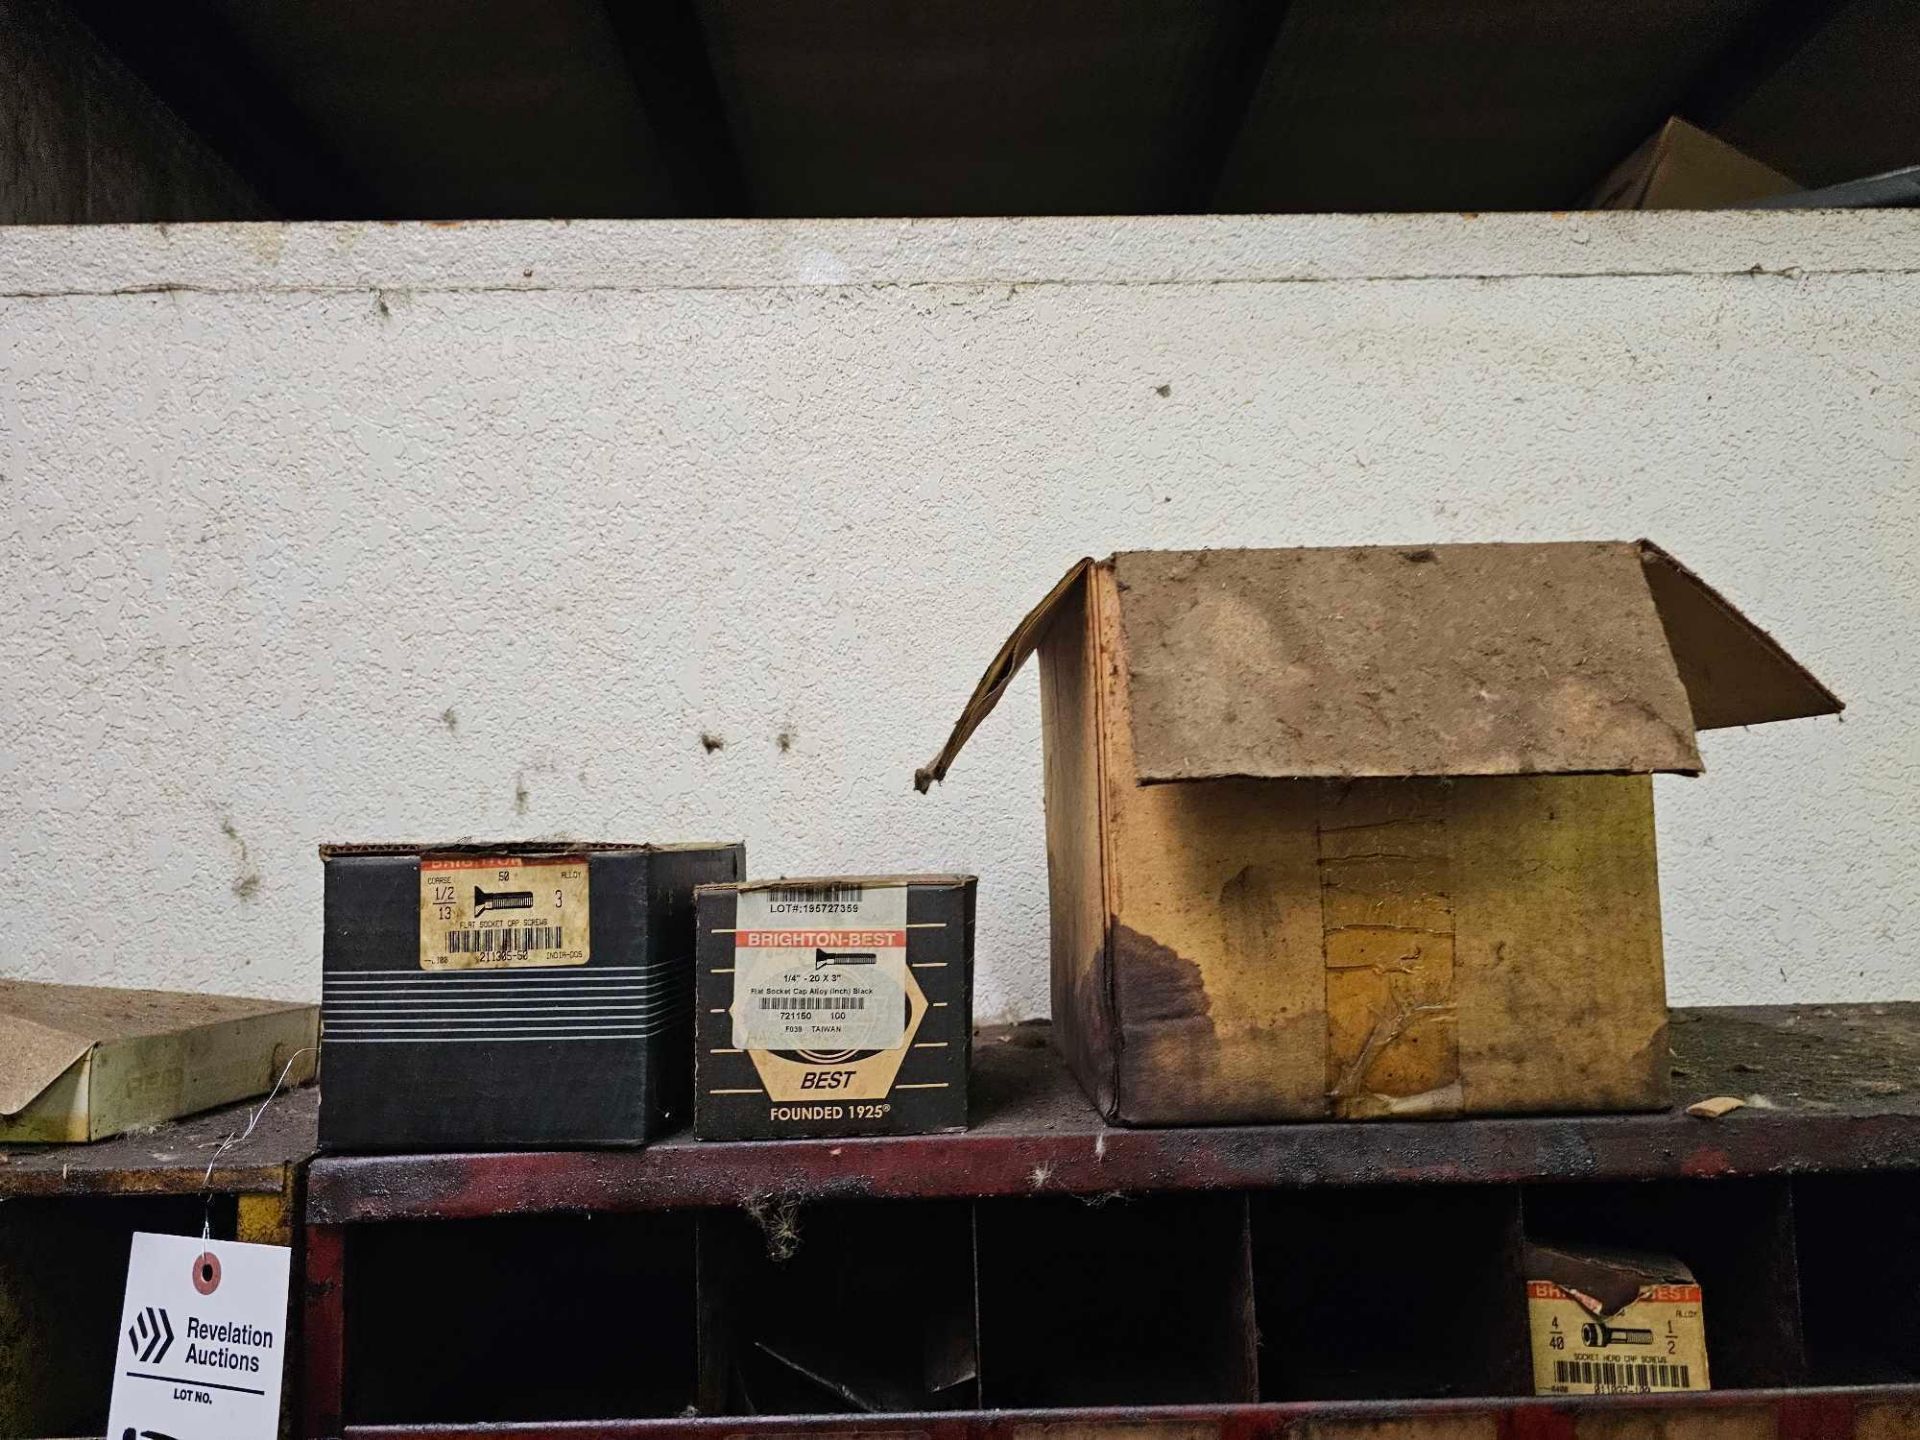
[57,0,1920,220]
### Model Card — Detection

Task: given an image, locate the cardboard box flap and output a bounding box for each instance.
[1525,1240,1697,1318]
[915,558,1092,791]
[0,980,310,1116]
[1116,542,1708,781]
[1590,116,1799,211]
[1638,541,1843,729]
[914,542,1838,788]
[0,1012,95,1117]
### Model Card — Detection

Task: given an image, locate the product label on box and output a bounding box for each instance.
[419,855,590,969]
[731,884,909,1052]
[1528,1280,1710,1395]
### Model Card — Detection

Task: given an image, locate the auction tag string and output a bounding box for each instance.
[201,1048,313,1242]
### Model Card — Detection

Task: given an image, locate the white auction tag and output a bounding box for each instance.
[106,1232,290,1440]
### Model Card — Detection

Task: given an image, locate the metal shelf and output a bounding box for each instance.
[0,1087,316,1438]
[1,1083,316,1205]
[330,1389,1920,1440]
[306,1005,1920,1223]
[302,1004,1920,1438]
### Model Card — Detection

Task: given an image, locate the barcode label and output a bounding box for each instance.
[734,884,907,1051]
[767,884,865,903]
[1553,1360,1692,1391]
[420,855,588,971]
[447,926,563,954]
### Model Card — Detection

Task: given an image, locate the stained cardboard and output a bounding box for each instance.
[0,981,318,1143]
[923,541,1840,791]
[1079,554,1667,1122]
[917,559,1091,794]
[918,542,1838,1126]
[1116,542,1704,780]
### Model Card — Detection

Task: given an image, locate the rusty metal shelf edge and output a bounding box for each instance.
[334,1386,1920,1440]
[1,1085,320,1199]
[0,1160,297,1199]
[305,1110,1920,1223]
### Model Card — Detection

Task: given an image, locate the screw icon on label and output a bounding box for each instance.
[1580,1320,1654,1347]
[473,886,534,914]
[814,949,877,970]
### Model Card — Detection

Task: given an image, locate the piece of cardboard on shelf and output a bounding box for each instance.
[0,979,317,1143]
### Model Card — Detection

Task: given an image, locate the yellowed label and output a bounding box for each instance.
[419,855,589,969]
[1529,1280,1709,1395]
[726,883,925,1102]
[732,885,910,1052]
[740,961,927,1102]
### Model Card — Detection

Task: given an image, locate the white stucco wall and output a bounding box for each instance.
[1,214,1914,1019]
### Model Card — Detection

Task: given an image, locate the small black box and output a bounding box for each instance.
[321,841,742,1151]
[695,875,975,1140]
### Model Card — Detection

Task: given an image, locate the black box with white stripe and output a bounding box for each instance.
[694,875,975,1141]
[320,841,742,1151]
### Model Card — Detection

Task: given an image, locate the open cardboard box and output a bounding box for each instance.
[918,541,1840,1125]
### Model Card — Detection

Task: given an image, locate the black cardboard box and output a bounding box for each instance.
[320,840,742,1151]
[694,876,975,1140]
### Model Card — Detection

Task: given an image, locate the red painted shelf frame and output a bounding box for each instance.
[303,1005,1920,1438]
